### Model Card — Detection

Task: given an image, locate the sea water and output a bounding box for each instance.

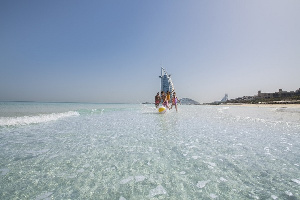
[0,102,299,199]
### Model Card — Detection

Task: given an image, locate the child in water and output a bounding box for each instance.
[161,91,170,109]
[160,91,165,104]
[171,92,180,112]
[166,91,171,103]
[155,92,161,108]
[167,91,172,110]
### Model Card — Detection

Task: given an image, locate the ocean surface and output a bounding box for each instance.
[0,102,299,200]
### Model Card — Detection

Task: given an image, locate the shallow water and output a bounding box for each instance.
[0,102,299,199]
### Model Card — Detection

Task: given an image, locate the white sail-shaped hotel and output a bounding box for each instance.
[159,67,175,95]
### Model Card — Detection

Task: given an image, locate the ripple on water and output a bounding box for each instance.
[135,175,146,182]
[35,191,53,200]
[120,176,134,184]
[271,195,278,199]
[285,191,293,196]
[120,175,146,185]
[220,177,227,182]
[291,179,300,185]
[0,168,9,176]
[149,185,167,198]
[196,180,210,189]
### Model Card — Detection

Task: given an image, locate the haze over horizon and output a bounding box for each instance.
[1,0,299,103]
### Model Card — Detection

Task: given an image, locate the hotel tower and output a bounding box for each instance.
[159,67,175,95]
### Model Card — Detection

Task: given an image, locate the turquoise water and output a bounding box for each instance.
[0,102,299,199]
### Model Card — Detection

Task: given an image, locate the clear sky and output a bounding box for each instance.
[1,0,299,103]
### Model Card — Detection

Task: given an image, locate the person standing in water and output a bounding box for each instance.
[155,92,161,108]
[161,91,165,104]
[171,92,180,112]
[166,91,171,110]
[166,91,171,104]
[161,91,170,109]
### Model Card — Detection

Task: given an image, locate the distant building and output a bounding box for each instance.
[220,94,228,102]
[209,94,228,105]
[157,68,201,105]
[159,67,175,95]
[226,88,300,104]
[258,88,300,99]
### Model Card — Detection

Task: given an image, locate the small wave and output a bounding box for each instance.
[77,108,104,115]
[0,111,79,126]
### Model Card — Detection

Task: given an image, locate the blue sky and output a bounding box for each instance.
[1,0,299,103]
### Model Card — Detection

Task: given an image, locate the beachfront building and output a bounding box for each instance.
[159,67,175,95]
[210,94,229,105]
[226,88,300,104]
[258,88,300,99]
[220,94,228,102]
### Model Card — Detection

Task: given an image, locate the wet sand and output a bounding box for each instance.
[223,103,300,108]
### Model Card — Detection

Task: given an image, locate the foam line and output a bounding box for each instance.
[0,111,79,126]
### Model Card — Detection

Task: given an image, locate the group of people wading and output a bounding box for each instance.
[155,91,180,112]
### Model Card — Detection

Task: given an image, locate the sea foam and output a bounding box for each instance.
[0,111,79,126]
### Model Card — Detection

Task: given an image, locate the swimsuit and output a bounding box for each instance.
[172,97,177,105]
[155,96,160,105]
[163,100,169,107]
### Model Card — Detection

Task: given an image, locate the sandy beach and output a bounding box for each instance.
[222,103,300,108]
